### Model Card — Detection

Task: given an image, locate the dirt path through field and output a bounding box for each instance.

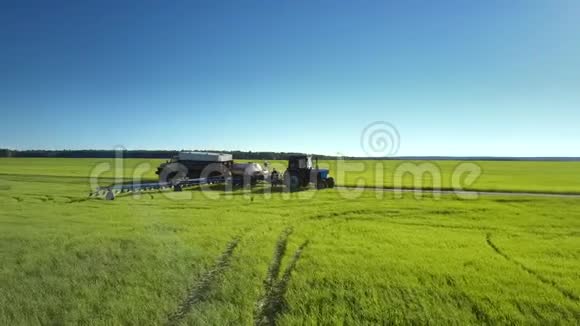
[336,186,580,198]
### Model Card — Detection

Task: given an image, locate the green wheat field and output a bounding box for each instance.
[0,158,579,325]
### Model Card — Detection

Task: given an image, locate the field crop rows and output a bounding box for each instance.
[0,158,579,324]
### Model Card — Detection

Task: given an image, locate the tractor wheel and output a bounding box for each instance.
[326,177,335,189]
[204,165,232,184]
[285,173,300,192]
[291,176,300,191]
[159,163,187,184]
[105,190,115,200]
[317,179,327,190]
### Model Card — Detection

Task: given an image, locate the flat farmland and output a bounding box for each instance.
[0,158,579,325]
[1,158,580,193]
[319,160,580,194]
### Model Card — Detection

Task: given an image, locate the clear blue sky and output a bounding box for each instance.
[1,0,579,156]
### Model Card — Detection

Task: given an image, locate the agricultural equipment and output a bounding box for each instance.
[156,152,234,182]
[156,151,267,185]
[230,162,268,185]
[283,155,335,191]
[90,175,229,200]
[89,152,333,200]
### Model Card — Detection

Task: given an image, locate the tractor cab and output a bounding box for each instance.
[288,155,313,170]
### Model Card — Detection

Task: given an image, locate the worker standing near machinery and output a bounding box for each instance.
[270,168,281,186]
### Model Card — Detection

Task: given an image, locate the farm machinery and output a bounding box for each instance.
[273,155,335,191]
[155,152,266,185]
[90,152,334,200]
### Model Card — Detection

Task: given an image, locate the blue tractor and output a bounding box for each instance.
[282,155,335,191]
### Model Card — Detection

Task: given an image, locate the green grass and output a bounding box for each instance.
[0,158,579,325]
[319,159,580,194]
[2,157,579,194]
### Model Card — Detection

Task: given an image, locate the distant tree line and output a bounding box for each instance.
[0,149,578,161]
[0,149,339,160]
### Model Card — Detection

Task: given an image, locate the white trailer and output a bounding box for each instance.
[176,151,233,162]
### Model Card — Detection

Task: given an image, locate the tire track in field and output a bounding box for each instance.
[448,283,493,323]
[309,210,578,238]
[309,210,499,232]
[166,237,240,326]
[303,213,495,323]
[254,228,309,326]
[485,233,579,302]
[67,197,91,204]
